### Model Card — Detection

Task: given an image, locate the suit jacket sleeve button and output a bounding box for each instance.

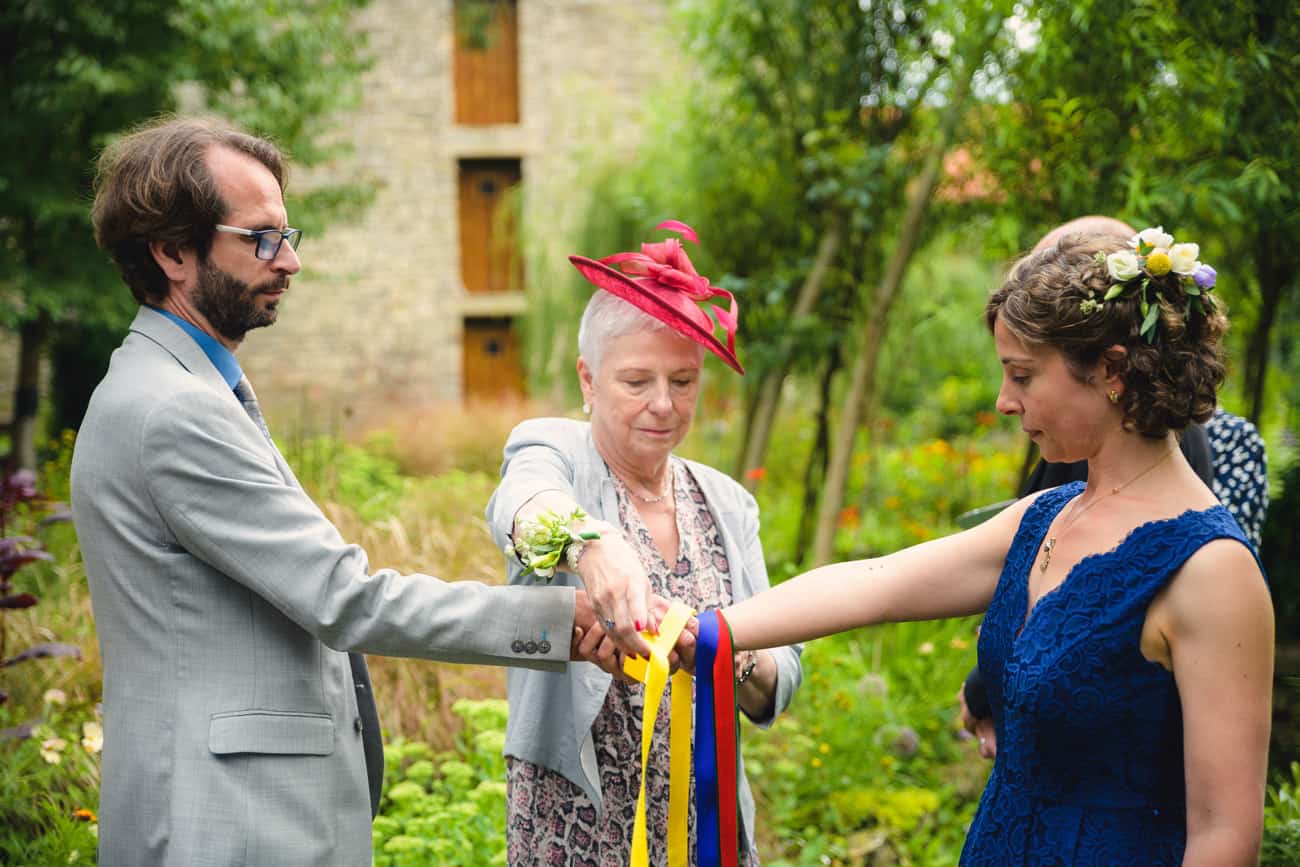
[354,717,363,734]
[511,640,525,653]
[538,640,552,654]
[524,641,538,654]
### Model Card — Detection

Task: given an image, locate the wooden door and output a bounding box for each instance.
[458,159,522,294]
[453,0,520,125]
[462,317,525,400]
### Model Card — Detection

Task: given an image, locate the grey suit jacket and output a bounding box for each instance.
[72,307,576,866]
[485,418,803,847]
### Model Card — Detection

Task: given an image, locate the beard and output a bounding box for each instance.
[192,257,287,343]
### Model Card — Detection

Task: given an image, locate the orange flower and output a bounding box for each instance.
[837,505,861,529]
[744,466,767,481]
[975,411,998,428]
[72,808,97,822]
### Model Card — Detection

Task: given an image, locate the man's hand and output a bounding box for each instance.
[957,688,997,760]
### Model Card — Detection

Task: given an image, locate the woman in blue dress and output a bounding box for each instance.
[720,228,1274,865]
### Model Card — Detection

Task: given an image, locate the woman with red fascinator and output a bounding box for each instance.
[486,221,803,865]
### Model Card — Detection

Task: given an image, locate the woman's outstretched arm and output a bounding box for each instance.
[724,493,1035,651]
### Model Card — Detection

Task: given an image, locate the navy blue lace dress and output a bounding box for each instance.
[961,482,1253,865]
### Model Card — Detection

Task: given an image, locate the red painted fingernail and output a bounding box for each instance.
[635,620,643,632]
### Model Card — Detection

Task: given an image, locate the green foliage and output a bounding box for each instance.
[373,699,512,866]
[7,429,1300,864]
[285,432,409,523]
[743,620,987,865]
[1262,456,1300,642]
[971,0,1300,425]
[0,696,102,865]
[0,431,100,863]
[0,0,373,450]
[1263,762,1300,867]
[0,0,371,328]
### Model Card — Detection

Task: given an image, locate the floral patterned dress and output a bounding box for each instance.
[505,458,760,866]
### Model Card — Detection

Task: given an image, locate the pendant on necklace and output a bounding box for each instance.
[1040,537,1055,573]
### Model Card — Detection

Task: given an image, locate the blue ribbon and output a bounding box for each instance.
[694,609,722,867]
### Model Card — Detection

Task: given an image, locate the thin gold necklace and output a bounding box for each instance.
[1039,447,1176,574]
[618,465,673,504]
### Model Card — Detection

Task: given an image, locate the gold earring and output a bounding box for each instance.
[1107,390,1119,404]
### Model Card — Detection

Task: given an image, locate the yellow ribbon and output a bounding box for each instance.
[623,600,694,867]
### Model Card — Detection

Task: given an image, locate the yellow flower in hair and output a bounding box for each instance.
[1145,249,1172,276]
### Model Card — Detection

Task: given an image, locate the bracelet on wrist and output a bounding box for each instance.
[735,650,758,686]
[505,508,602,581]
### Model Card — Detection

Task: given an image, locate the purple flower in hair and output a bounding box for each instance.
[1193,263,1217,289]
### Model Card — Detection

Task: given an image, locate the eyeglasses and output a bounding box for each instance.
[214,224,303,261]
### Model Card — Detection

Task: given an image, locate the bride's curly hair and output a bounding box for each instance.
[986,233,1227,437]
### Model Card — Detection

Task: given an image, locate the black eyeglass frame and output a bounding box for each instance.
[214,224,303,261]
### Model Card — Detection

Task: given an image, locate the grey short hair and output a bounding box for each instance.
[577,291,676,373]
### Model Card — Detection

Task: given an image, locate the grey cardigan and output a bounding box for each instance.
[486,417,803,846]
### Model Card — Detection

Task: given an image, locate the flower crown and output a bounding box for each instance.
[1079,226,1218,343]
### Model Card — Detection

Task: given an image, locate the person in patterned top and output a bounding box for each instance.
[1205,406,1269,549]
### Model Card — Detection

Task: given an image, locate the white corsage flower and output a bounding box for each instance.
[1169,242,1200,275]
[1132,226,1174,251]
[1106,250,1141,282]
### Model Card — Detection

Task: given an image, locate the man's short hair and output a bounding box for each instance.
[91,116,286,304]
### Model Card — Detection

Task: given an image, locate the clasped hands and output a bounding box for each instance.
[572,590,700,682]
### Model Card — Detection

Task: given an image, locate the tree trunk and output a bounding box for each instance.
[1243,234,1288,425]
[9,312,50,473]
[736,222,842,487]
[809,28,994,567]
[794,347,840,563]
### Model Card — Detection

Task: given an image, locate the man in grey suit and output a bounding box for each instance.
[72,117,644,865]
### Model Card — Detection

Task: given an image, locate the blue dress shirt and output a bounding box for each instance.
[148,306,243,390]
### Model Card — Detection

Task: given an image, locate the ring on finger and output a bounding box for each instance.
[604,618,616,630]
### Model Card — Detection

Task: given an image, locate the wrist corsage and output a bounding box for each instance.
[506,507,602,581]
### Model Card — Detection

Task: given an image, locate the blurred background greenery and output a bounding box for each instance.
[1,0,1296,863]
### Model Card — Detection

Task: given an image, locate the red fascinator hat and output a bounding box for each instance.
[569,220,744,374]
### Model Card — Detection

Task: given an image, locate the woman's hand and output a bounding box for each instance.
[572,529,657,659]
[513,490,656,659]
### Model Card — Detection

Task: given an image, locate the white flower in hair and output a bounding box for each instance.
[1169,243,1200,275]
[1106,250,1141,282]
[1132,226,1174,251]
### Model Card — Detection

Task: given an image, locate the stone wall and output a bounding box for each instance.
[234,0,672,433]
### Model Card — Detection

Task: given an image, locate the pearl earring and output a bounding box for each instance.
[582,402,591,415]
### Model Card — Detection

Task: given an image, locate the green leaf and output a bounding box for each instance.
[1104,284,1126,301]
[1141,300,1160,341]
